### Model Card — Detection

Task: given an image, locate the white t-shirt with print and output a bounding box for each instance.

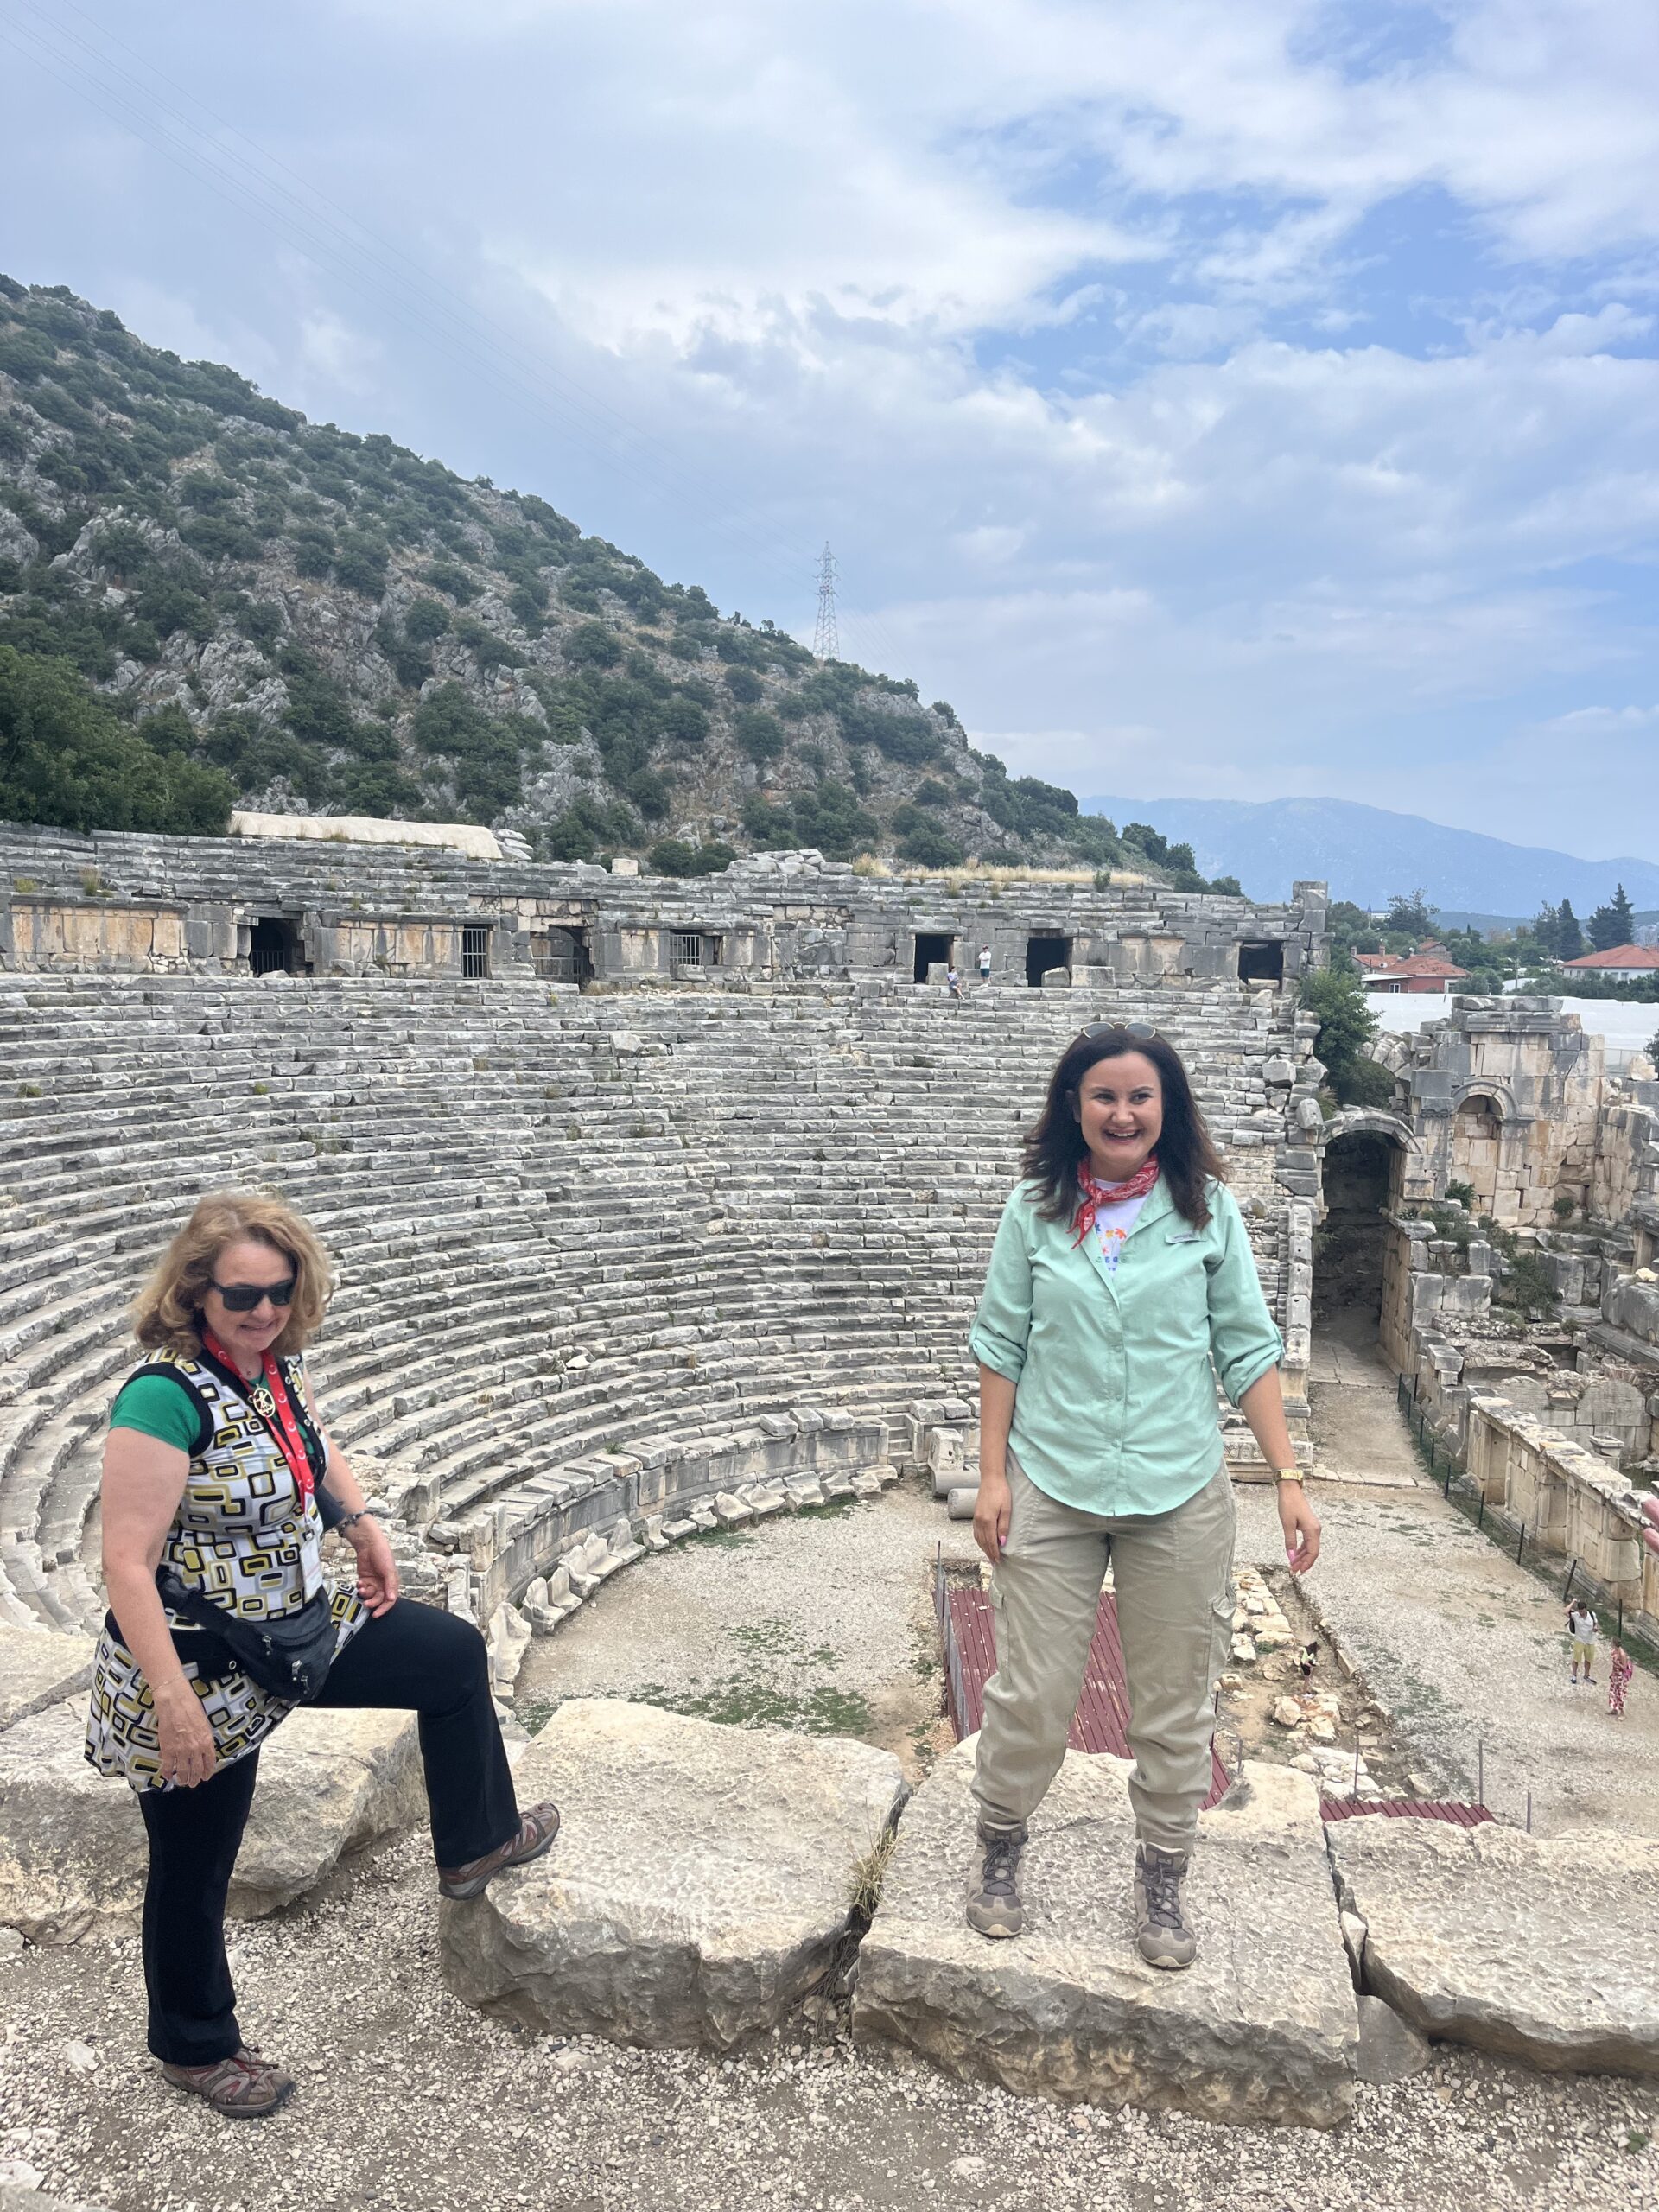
[1091,1192,1151,1274]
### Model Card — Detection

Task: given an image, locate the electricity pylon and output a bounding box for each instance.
[812,542,839,662]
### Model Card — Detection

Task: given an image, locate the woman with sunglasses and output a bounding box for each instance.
[965,1027,1319,1967]
[86,1193,557,2119]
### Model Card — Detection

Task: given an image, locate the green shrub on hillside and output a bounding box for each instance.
[734,708,785,762]
[647,836,737,878]
[566,622,622,670]
[424,562,479,604]
[0,645,232,834]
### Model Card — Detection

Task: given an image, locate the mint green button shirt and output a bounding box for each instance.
[969,1174,1283,1517]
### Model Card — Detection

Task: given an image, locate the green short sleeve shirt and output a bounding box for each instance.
[109,1370,211,1454]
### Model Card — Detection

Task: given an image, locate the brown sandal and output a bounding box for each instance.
[161,2044,295,2119]
[437,1800,561,1901]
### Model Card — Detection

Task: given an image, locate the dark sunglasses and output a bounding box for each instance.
[208,1277,296,1313]
[1082,1021,1157,1041]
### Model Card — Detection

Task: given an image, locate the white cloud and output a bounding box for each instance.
[4,0,1659,855]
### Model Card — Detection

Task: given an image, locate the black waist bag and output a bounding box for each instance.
[155,1568,338,1703]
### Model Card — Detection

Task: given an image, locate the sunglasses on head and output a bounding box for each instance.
[208,1277,296,1313]
[1082,1021,1157,1041]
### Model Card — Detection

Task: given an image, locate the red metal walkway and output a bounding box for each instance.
[1319,1797,1494,1827]
[943,1584,1231,1811]
[944,1582,1494,1829]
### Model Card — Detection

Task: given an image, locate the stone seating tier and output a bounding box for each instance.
[0,975,1311,1628]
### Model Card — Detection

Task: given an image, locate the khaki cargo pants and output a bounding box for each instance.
[971,1453,1236,1857]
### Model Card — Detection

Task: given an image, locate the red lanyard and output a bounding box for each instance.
[201,1328,316,1503]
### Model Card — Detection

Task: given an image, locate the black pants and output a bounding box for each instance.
[137,1599,519,2066]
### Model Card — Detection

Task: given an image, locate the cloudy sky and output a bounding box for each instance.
[3,0,1658,857]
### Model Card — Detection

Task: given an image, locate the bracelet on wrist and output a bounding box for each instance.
[1274,1467,1304,1484]
[335,1509,368,1535]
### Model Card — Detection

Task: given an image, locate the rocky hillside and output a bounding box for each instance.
[0,276,1141,875]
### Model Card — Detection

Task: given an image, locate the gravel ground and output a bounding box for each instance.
[512,1481,951,1774]
[10,1382,1659,2208]
[2,1837,1656,2212]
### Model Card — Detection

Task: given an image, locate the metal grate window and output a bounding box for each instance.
[461,925,492,979]
[671,931,705,965]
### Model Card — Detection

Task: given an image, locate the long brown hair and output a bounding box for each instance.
[131,1193,333,1357]
[1020,1027,1225,1230]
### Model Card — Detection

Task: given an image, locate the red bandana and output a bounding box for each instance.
[200,1326,316,1503]
[1072,1154,1160,1248]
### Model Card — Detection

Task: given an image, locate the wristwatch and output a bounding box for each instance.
[1274,1466,1304,1484]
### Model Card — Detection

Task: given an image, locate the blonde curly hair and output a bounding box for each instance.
[131,1193,334,1357]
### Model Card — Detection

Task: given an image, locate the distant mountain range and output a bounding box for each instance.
[1083,795,1659,917]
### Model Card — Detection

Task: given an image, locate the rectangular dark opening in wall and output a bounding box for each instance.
[461,925,492,979]
[1026,934,1071,988]
[248,917,299,976]
[532,927,592,983]
[913,931,954,983]
[1238,940,1284,983]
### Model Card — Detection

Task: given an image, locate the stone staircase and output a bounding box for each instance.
[0,972,1308,1630]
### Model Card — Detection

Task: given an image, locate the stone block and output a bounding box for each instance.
[0,1698,423,1941]
[854,1745,1356,2127]
[0,1626,95,1732]
[1328,1814,1659,2076]
[439,1699,906,2049]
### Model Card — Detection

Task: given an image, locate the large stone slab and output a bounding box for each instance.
[853,1743,1357,2128]
[0,1698,423,1940]
[440,1697,907,2050]
[1329,1814,1659,2077]
[0,1626,96,1732]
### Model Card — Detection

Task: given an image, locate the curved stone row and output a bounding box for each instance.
[0,972,1308,1629]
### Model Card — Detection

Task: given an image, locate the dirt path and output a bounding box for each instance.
[1307,1317,1424,1487]
[1245,1327,1659,1834]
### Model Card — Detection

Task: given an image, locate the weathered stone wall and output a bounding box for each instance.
[1592,1097,1659,1257]
[0,823,1329,991]
[1464,1395,1659,1643]
[1387,999,1603,1230]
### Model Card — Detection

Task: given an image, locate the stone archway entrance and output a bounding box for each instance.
[1314,1130,1398,1346]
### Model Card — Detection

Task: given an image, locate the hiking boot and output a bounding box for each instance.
[1133,1843,1197,1970]
[965,1821,1027,1939]
[161,2045,295,2120]
[437,1800,561,1901]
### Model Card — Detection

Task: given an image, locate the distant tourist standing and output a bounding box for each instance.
[978,944,993,983]
[87,1195,558,2120]
[966,1025,1318,1967]
[1567,1602,1599,1686]
[1608,1638,1634,1718]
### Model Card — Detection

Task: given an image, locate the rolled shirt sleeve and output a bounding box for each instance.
[969,1190,1034,1383]
[1205,1184,1285,1405]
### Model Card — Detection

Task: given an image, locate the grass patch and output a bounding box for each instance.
[849,1826,897,1923]
[628,1677,873,1738]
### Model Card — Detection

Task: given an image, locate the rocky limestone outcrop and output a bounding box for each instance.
[440,1697,907,2050]
[1329,1814,1659,2077]
[853,1742,1357,2129]
[0,1699,423,1941]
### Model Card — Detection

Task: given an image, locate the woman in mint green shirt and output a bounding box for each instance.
[963,1026,1320,1968]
